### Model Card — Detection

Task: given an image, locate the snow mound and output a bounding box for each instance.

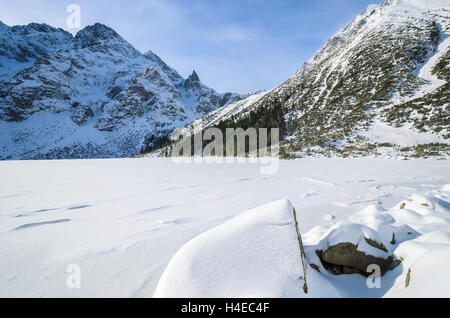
[315,222,393,258]
[305,187,450,297]
[153,199,339,298]
[156,183,450,298]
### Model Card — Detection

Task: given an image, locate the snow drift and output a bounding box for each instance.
[155,184,450,298]
[154,199,339,298]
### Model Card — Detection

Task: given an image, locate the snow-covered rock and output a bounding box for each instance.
[154,199,339,298]
[314,222,394,275]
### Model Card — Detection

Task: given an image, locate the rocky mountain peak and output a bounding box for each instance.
[144,50,169,67]
[143,50,158,60]
[0,22,73,64]
[74,23,125,48]
[380,0,400,8]
[143,50,184,84]
[188,70,200,82]
[183,70,201,90]
[16,22,68,35]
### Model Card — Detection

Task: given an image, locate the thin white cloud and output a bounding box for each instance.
[214,25,259,42]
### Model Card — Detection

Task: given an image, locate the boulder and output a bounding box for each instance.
[315,222,394,276]
[317,241,393,275]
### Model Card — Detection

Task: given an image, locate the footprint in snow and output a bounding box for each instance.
[162,218,191,225]
[345,179,376,184]
[322,214,337,224]
[302,191,319,198]
[136,205,172,215]
[303,177,335,186]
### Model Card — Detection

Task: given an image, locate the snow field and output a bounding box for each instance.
[0,158,449,297]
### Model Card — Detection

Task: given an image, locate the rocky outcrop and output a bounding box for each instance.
[313,221,395,276]
[183,70,241,115]
[71,104,94,126]
[183,71,201,90]
[316,240,394,276]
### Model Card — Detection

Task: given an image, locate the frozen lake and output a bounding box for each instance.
[0,158,449,297]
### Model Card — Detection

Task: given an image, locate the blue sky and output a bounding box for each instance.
[0,0,382,93]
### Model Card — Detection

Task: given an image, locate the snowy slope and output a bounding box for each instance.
[0,158,449,297]
[0,22,241,159]
[184,91,268,134]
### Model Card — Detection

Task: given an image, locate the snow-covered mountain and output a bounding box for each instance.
[184,0,450,158]
[0,22,241,159]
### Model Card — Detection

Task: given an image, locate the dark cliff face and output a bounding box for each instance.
[74,23,121,48]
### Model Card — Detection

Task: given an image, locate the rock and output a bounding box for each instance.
[314,221,395,276]
[318,241,393,275]
[365,237,389,252]
[392,258,402,268]
[342,266,362,275]
[391,233,396,245]
[405,268,411,287]
[309,263,320,272]
[71,105,94,126]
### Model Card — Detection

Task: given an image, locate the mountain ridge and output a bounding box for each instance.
[0,21,242,159]
[176,0,449,159]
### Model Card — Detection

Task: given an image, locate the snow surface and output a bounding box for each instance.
[156,169,450,298]
[0,158,449,297]
[361,119,448,147]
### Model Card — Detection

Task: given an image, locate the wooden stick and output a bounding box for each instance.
[293,208,308,294]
